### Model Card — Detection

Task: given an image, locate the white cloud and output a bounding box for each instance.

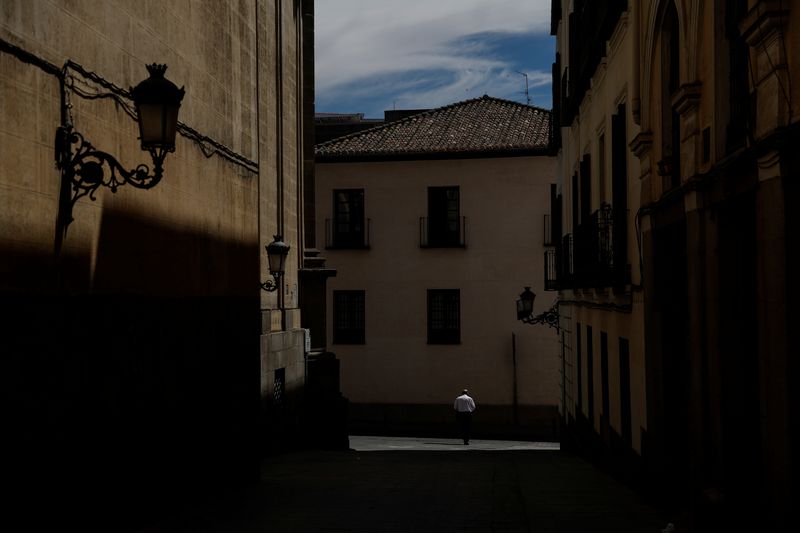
[316,0,552,110]
[389,67,550,111]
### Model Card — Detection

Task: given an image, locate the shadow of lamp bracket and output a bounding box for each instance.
[55,64,184,229]
[516,286,560,332]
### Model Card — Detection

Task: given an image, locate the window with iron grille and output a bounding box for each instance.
[333,290,365,344]
[273,368,285,407]
[427,289,460,344]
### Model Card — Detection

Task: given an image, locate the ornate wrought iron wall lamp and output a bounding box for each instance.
[261,235,290,292]
[516,286,560,331]
[55,64,185,228]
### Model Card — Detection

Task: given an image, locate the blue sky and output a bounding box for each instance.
[315,0,554,118]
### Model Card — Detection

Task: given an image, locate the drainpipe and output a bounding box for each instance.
[512,332,518,426]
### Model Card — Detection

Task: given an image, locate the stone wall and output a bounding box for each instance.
[1,1,311,529]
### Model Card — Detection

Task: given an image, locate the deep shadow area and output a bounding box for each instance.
[2,210,260,532]
[136,444,667,533]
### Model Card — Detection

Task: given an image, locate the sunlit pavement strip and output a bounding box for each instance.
[349,435,560,451]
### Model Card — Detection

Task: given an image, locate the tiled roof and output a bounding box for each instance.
[315,95,551,160]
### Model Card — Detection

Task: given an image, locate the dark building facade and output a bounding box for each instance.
[550,1,798,529]
[1,1,335,530]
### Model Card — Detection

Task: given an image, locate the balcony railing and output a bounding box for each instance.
[325,218,371,249]
[420,216,467,248]
[561,233,574,285]
[597,203,614,275]
[548,204,629,291]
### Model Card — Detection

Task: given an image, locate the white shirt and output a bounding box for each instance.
[454,394,476,413]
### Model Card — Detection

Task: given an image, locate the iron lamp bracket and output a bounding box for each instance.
[55,124,170,224]
[260,274,282,292]
[520,303,560,331]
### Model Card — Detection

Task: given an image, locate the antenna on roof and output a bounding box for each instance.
[515,71,531,106]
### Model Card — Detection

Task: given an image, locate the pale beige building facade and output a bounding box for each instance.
[316,97,561,436]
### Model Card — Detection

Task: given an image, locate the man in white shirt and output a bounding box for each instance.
[453,389,476,445]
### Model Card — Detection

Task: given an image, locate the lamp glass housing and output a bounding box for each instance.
[517,287,535,320]
[266,236,290,276]
[137,103,180,149]
[130,64,185,151]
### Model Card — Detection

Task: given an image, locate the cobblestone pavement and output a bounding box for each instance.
[140,436,668,532]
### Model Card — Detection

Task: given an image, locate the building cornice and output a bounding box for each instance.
[740,0,790,48]
[671,82,703,115]
[629,131,653,158]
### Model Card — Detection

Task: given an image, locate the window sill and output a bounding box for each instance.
[326,245,371,250]
[420,244,466,249]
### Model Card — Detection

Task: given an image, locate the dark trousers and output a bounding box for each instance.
[456,412,472,444]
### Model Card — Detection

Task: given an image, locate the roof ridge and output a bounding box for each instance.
[316,94,552,157]
[476,94,553,114]
[316,94,520,147]
[316,95,498,148]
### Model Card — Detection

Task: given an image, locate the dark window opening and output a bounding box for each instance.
[576,322,583,413]
[561,1,627,126]
[579,155,592,225]
[587,325,594,427]
[611,103,629,283]
[598,133,606,205]
[600,331,610,423]
[571,172,579,232]
[424,186,463,247]
[329,189,367,248]
[726,0,751,152]
[659,2,681,192]
[427,289,460,344]
[549,189,564,290]
[545,184,558,246]
[619,337,632,444]
[552,53,563,142]
[333,290,365,344]
[575,155,593,284]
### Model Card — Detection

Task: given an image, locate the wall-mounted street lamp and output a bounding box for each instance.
[261,235,290,292]
[516,286,560,331]
[55,63,185,225]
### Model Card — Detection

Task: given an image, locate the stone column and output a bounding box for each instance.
[755,151,790,526]
[683,188,709,497]
[741,3,792,526]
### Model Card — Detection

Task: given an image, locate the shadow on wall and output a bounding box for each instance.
[2,209,260,532]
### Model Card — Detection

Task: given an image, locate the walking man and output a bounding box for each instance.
[453,389,476,445]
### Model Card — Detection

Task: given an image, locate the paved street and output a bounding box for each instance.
[140,436,668,532]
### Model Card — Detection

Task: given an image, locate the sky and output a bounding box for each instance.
[315,0,555,118]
